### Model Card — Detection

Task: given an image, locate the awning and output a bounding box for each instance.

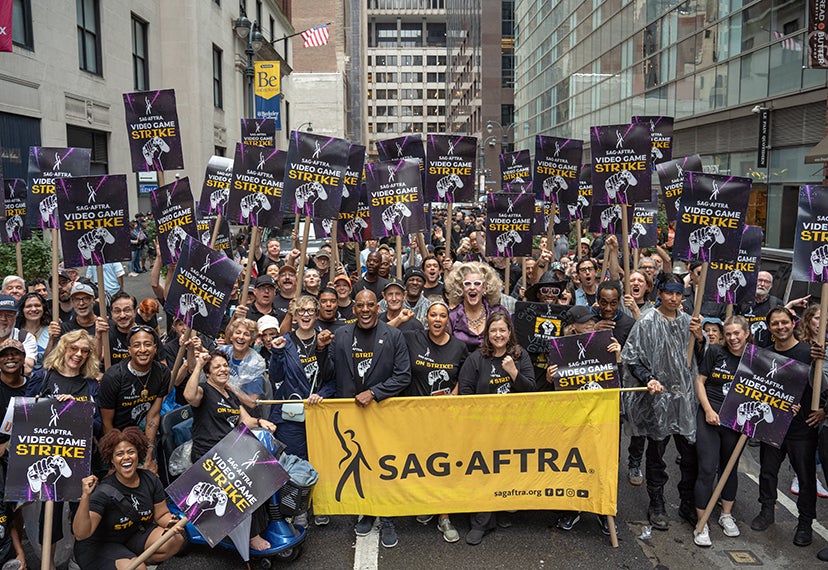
[805,134,828,164]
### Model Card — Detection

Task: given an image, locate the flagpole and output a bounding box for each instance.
[272,22,333,44]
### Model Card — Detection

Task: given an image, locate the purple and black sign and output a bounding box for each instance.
[499,150,532,193]
[55,175,131,267]
[195,210,231,253]
[705,225,763,304]
[281,131,349,220]
[5,398,95,502]
[166,426,289,548]
[376,135,425,186]
[793,185,828,282]
[673,172,750,262]
[629,194,658,249]
[240,118,276,148]
[548,330,620,391]
[226,143,285,228]
[338,183,372,243]
[150,177,199,266]
[123,89,185,172]
[513,302,567,354]
[366,159,426,238]
[590,123,651,205]
[485,192,534,258]
[199,155,234,217]
[2,179,30,243]
[532,201,570,236]
[570,165,592,221]
[425,135,477,203]
[26,147,91,230]
[718,344,809,447]
[166,237,242,337]
[588,203,633,236]
[533,135,582,206]
[655,155,703,222]
[632,115,673,166]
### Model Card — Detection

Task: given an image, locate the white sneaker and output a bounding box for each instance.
[693,524,712,547]
[718,513,740,537]
[818,477,828,499]
[790,475,800,495]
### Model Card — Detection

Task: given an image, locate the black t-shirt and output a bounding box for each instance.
[98,360,170,430]
[191,382,241,462]
[770,341,815,439]
[698,344,741,412]
[289,332,319,388]
[423,283,445,300]
[317,319,346,334]
[271,294,292,322]
[337,302,354,321]
[403,330,468,396]
[87,470,165,542]
[352,326,377,391]
[0,377,26,445]
[60,315,96,336]
[738,295,782,348]
[351,276,388,300]
[108,326,131,366]
[0,469,12,562]
[37,370,95,402]
[247,303,280,324]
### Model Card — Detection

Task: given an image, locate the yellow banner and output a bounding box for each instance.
[254,61,280,99]
[306,391,619,517]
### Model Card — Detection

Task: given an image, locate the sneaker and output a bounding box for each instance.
[598,515,616,536]
[628,467,644,486]
[465,528,485,546]
[314,515,330,526]
[794,521,813,546]
[718,513,740,537]
[354,515,375,536]
[791,475,800,495]
[818,478,828,499]
[750,508,774,531]
[437,517,460,543]
[416,514,434,525]
[556,512,581,531]
[380,518,398,548]
[693,524,712,547]
[293,512,308,527]
[1,562,23,570]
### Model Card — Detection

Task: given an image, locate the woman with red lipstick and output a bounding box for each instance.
[445,262,505,353]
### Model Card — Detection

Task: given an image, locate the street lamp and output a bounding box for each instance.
[486,120,518,153]
[234,12,265,117]
[297,122,314,132]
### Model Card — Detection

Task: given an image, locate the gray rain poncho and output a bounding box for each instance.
[621,308,698,441]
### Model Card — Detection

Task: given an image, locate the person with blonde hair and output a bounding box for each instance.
[217,317,268,417]
[445,262,505,352]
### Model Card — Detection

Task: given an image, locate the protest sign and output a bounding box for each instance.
[1,179,30,243]
[793,185,828,282]
[425,135,477,203]
[588,203,633,236]
[655,155,703,222]
[313,217,335,239]
[226,143,284,228]
[123,89,184,172]
[307,392,619,516]
[548,330,620,391]
[338,183,372,243]
[55,175,131,267]
[240,118,276,147]
[705,225,763,304]
[632,115,673,165]
[5,398,95,501]
[533,135,582,205]
[485,192,534,258]
[718,344,809,447]
[195,210,231,253]
[590,123,651,205]
[629,197,658,249]
[150,177,199,266]
[166,426,289,547]
[569,165,592,221]
[499,150,532,193]
[166,237,242,337]
[198,156,234,217]
[673,172,751,262]
[366,159,426,238]
[376,135,425,185]
[532,201,569,236]
[26,147,91,230]
[343,144,366,205]
[513,302,567,353]
[281,131,349,219]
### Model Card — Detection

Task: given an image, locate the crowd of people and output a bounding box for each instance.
[0,205,826,567]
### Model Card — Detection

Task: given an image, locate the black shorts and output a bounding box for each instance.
[74,525,156,570]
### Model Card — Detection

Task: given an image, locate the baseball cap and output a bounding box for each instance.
[565,305,594,325]
[0,295,17,313]
[550,261,564,273]
[257,315,280,334]
[0,338,24,354]
[383,278,404,293]
[314,249,331,259]
[278,265,297,276]
[254,275,276,288]
[70,282,95,298]
[404,267,426,284]
[579,237,591,246]
[333,274,351,287]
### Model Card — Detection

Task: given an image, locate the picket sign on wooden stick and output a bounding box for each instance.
[238,226,259,308]
[96,265,112,370]
[209,213,223,250]
[395,238,403,279]
[686,261,709,366]
[695,434,748,535]
[416,232,428,263]
[812,282,828,410]
[620,204,631,296]
[169,328,192,392]
[575,220,582,253]
[125,516,189,570]
[522,257,527,293]
[504,260,511,295]
[725,303,734,320]
[15,242,23,280]
[41,500,54,570]
[607,515,619,548]
[446,203,453,254]
[545,209,555,253]
[293,213,301,244]
[295,217,312,298]
[633,248,640,271]
[330,221,339,283]
[50,229,60,322]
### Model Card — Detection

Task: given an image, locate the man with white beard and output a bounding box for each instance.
[737,271,808,348]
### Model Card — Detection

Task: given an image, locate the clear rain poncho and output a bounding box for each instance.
[621,308,698,441]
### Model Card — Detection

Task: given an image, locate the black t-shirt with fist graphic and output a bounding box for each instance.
[191,382,241,462]
[403,330,468,396]
[85,470,165,542]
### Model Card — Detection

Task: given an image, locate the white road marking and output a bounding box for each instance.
[354,519,379,570]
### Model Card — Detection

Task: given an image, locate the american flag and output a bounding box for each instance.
[771,31,803,52]
[301,24,329,48]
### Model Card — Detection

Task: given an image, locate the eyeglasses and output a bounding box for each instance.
[539,286,561,297]
[67,345,91,356]
[71,296,93,304]
[463,280,483,289]
[295,308,315,316]
[577,266,594,273]
[639,265,655,270]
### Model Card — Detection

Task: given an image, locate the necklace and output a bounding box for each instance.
[127,362,151,399]
[296,333,316,353]
[466,309,485,328]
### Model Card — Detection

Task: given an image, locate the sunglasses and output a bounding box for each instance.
[130,325,155,334]
[463,280,483,289]
[539,286,561,297]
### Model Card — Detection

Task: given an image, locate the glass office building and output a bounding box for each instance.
[514,0,827,248]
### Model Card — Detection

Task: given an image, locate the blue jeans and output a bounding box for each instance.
[131,248,142,272]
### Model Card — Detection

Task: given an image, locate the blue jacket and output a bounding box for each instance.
[268,334,335,424]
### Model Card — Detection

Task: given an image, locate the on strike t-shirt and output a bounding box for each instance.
[404,330,468,396]
[698,344,741,412]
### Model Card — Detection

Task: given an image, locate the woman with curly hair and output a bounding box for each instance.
[445,262,505,352]
[73,427,184,570]
[15,291,50,371]
[218,318,268,417]
[457,312,535,545]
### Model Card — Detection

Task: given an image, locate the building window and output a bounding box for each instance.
[212,45,223,109]
[67,125,108,175]
[132,15,149,91]
[270,16,275,42]
[12,0,34,50]
[215,146,226,156]
[77,0,102,75]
